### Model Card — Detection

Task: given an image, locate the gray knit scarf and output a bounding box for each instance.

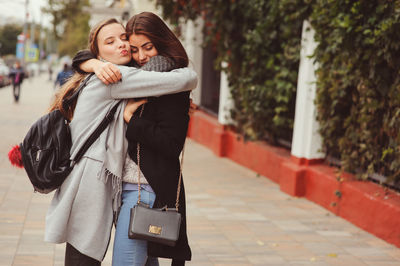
[98,55,175,221]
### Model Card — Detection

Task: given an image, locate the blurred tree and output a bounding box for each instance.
[43,0,90,56]
[0,24,23,56]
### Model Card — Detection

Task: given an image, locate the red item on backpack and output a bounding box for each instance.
[8,145,24,168]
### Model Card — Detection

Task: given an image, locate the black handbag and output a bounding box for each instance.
[129,202,182,246]
[128,105,184,247]
[20,74,120,193]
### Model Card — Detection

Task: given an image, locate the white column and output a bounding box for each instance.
[183,18,203,106]
[291,20,324,159]
[218,62,234,125]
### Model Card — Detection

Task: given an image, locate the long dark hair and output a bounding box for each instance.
[49,18,123,120]
[126,12,188,68]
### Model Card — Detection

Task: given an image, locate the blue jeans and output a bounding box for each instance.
[112,189,159,266]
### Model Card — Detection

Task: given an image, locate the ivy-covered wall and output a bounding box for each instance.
[310,1,400,182]
[156,0,400,183]
[156,0,312,143]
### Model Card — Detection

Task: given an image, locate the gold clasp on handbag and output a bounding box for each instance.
[149,225,162,235]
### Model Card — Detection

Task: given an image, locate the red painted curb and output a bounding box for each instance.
[187,110,400,248]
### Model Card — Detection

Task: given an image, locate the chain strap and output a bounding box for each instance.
[136,104,185,212]
[136,104,145,205]
[175,142,185,210]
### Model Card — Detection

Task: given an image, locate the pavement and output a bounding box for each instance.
[0,74,399,266]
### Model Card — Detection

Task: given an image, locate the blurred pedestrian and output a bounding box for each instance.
[48,64,53,81]
[8,61,25,102]
[54,63,73,89]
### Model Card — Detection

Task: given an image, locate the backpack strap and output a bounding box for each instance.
[62,73,94,111]
[71,101,121,166]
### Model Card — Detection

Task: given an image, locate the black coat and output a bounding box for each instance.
[126,91,192,262]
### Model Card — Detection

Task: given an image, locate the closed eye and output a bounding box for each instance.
[144,45,153,51]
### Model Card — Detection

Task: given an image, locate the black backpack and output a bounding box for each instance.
[20,74,120,193]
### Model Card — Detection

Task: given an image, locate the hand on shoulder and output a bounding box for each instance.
[94,61,121,85]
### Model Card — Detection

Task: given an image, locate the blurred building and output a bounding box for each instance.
[87,0,158,26]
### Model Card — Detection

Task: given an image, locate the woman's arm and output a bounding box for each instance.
[109,65,197,99]
[71,50,95,74]
[125,92,190,158]
[71,50,121,84]
[72,50,197,98]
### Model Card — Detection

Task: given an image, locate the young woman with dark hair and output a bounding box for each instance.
[45,17,197,266]
[73,12,194,266]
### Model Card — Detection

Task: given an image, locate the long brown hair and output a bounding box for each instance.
[126,12,188,68]
[49,18,123,120]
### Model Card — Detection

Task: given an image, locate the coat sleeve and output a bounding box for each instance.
[125,92,190,158]
[71,53,198,98]
[109,66,197,99]
[71,50,95,74]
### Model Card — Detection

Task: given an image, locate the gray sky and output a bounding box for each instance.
[0,0,50,26]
